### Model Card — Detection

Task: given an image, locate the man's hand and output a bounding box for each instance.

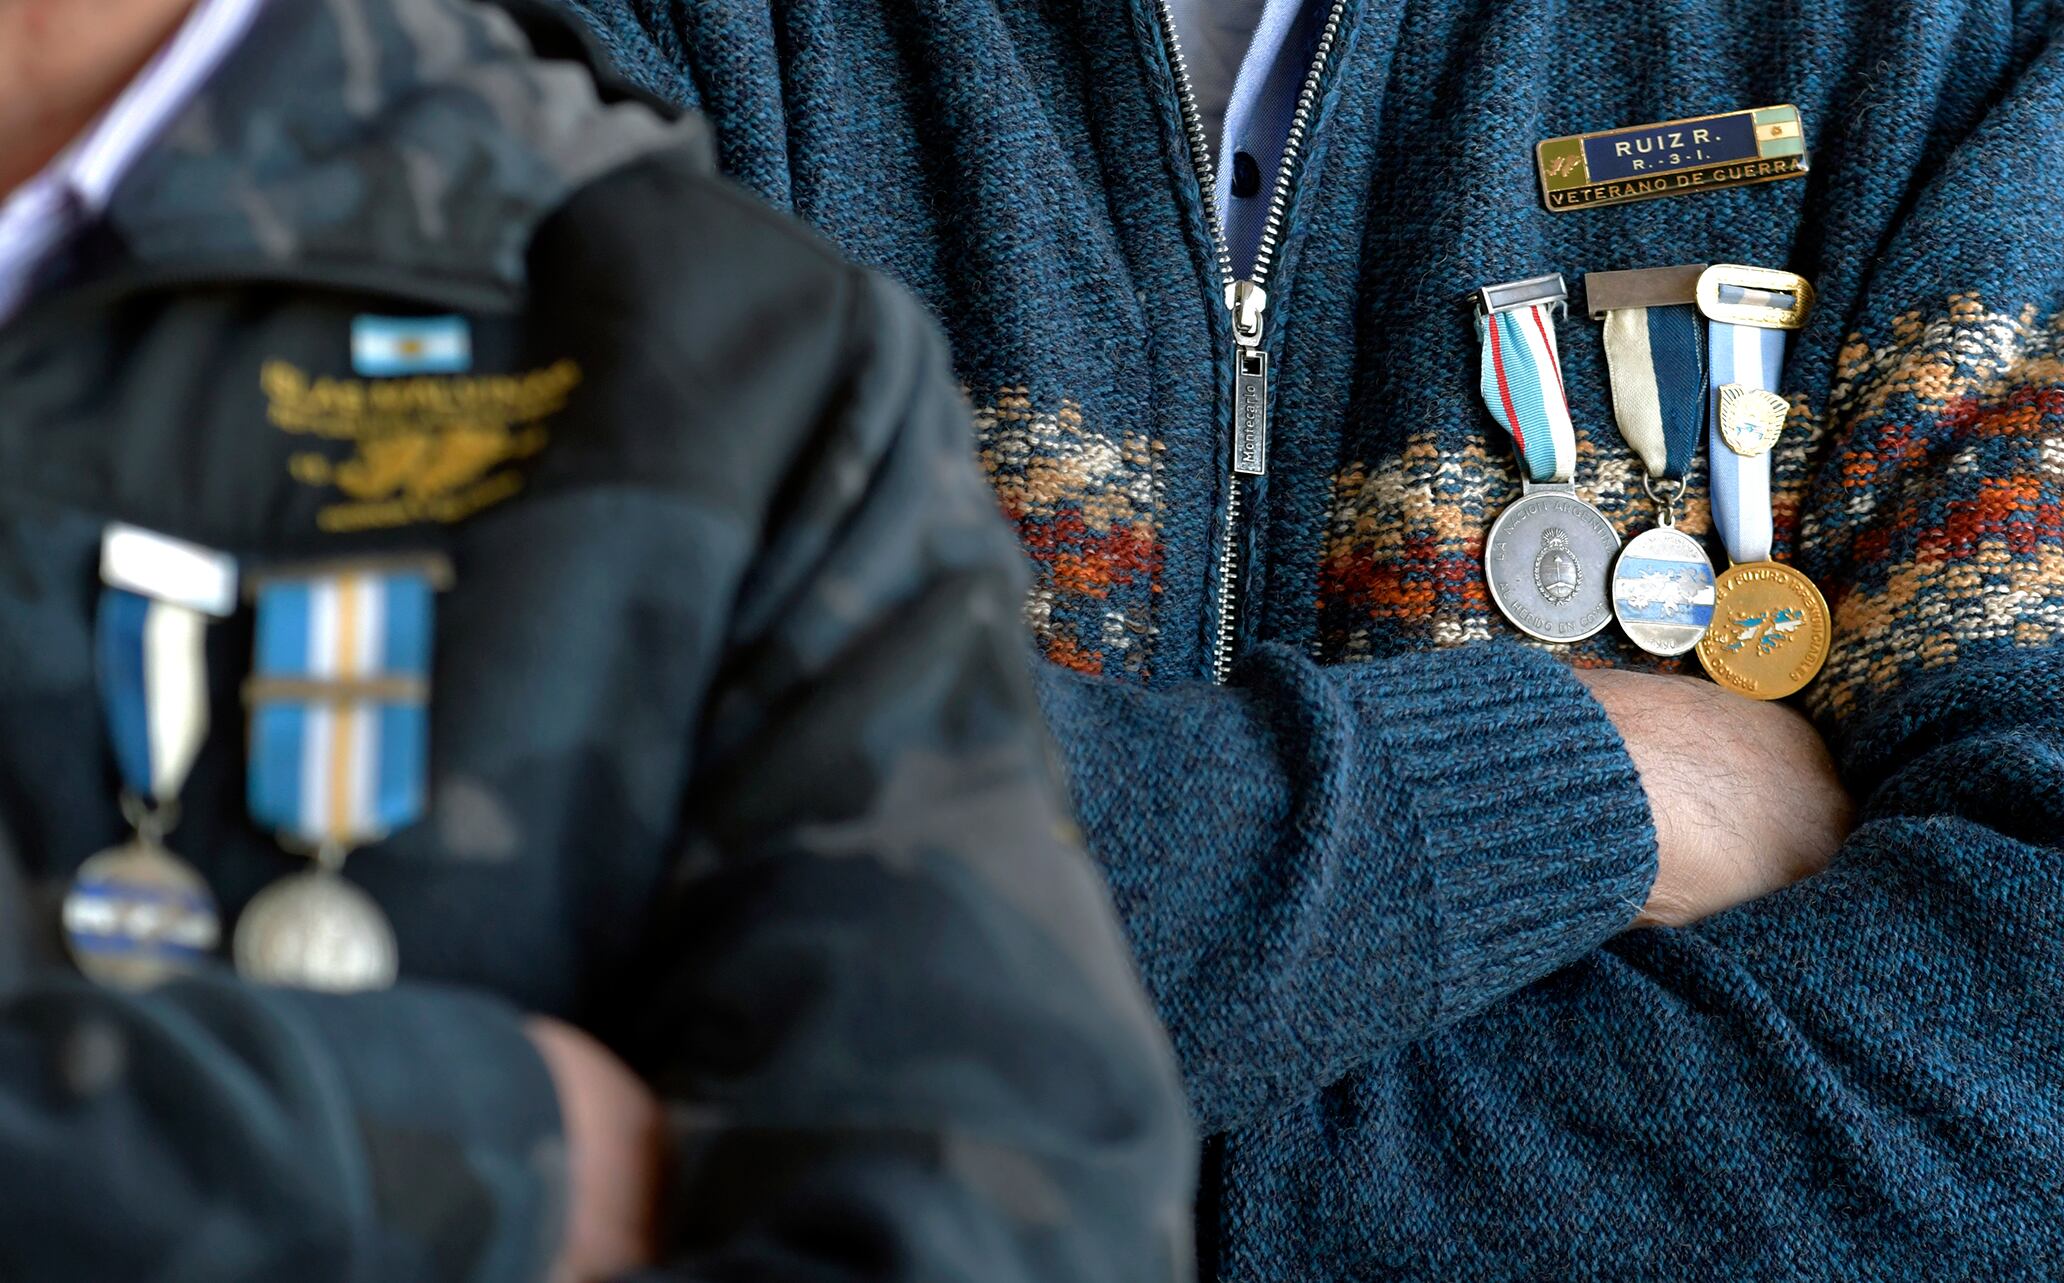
[1577,667,1854,928]
[525,1016,667,1283]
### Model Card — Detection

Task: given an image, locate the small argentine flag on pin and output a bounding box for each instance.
[351,314,471,377]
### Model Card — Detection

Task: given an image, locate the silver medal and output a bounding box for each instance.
[64,841,221,990]
[1484,484,1620,643]
[234,870,398,992]
[1611,525,1719,656]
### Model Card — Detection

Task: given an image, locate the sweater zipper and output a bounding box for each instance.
[1152,0,1350,684]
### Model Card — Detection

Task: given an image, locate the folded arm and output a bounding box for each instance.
[1263,32,2064,1269]
[1037,641,1659,1133]
[0,973,565,1282]
[1251,649,2064,1276]
[591,247,1195,1282]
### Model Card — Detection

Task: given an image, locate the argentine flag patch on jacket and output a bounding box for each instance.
[351,314,471,376]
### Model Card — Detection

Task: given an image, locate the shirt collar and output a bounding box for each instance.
[12,0,699,315]
[56,0,270,216]
[0,0,265,253]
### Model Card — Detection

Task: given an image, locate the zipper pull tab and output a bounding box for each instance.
[1227,279,1268,348]
[1225,280,1269,475]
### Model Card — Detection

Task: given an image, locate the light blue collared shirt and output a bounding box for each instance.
[0,0,266,324]
[1167,0,1325,278]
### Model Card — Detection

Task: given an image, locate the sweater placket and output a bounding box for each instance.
[1150,0,1353,683]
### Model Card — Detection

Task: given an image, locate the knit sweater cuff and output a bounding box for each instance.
[1349,644,1657,1025]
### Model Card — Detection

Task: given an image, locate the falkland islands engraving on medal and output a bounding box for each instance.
[1486,489,1620,643]
[1611,526,1718,656]
[64,842,222,989]
[1696,561,1831,699]
[234,870,399,992]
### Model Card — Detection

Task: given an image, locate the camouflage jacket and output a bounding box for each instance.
[0,1,1192,1279]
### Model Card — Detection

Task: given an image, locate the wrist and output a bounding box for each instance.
[526,1017,666,1283]
[1578,667,1851,928]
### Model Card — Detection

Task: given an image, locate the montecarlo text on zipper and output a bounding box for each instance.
[1151,0,1350,683]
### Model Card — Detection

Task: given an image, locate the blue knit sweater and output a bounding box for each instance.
[566,0,2064,1276]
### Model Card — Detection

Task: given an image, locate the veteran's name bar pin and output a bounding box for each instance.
[1537,105,1807,212]
[1474,273,1620,644]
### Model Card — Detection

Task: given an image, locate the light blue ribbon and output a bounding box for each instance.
[1476,302,1577,484]
[1707,287,1792,563]
[248,569,435,850]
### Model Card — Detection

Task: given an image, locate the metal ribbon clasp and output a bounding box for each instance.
[1474,272,1569,319]
[1695,264,1816,330]
[1583,264,1708,318]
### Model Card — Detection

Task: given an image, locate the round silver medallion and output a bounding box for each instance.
[1611,526,1719,656]
[1484,489,1620,643]
[63,842,222,990]
[234,870,398,993]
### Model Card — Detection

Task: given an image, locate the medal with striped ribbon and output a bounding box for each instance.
[237,557,448,991]
[1476,274,1620,643]
[64,527,238,989]
[1691,265,1830,700]
[1587,265,1719,656]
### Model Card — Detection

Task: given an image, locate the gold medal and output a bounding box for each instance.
[1696,561,1831,700]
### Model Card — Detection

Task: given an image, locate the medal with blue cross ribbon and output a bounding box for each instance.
[1475,274,1621,644]
[64,526,239,990]
[235,555,449,992]
[1587,264,1720,657]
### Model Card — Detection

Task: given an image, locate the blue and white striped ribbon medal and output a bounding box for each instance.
[1690,265,1831,699]
[1476,274,1621,643]
[1587,265,1719,656]
[236,558,447,991]
[64,527,239,989]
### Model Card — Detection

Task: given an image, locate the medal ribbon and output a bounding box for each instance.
[1602,304,1706,481]
[247,569,435,850]
[98,589,209,808]
[77,588,220,968]
[1707,286,1794,564]
[1477,301,1576,484]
